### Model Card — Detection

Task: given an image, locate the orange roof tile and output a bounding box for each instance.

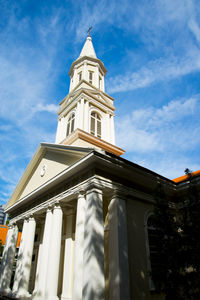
[0,225,8,245]
[0,225,21,247]
[16,232,21,247]
[172,170,200,183]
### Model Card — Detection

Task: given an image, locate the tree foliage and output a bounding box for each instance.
[151,174,200,300]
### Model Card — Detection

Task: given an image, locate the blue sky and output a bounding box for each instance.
[0,0,200,204]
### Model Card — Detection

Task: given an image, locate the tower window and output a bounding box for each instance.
[66,113,75,137]
[99,76,102,89]
[89,71,93,84]
[78,72,82,82]
[90,112,101,138]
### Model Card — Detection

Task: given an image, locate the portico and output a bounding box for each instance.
[1,168,130,300]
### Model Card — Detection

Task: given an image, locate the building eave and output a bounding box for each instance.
[69,56,107,76]
[6,149,175,213]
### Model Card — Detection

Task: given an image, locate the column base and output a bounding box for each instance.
[61,296,72,300]
[0,287,11,295]
[12,291,31,300]
[32,291,44,300]
[47,296,59,300]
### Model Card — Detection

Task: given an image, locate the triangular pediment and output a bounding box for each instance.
[59,80,115,115]
[72,80,97,93]
[6,144,92,209]
[85,89,114,108]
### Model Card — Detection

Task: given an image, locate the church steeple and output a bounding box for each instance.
[55,36,125,157]
[79,36,97,58]
[68,36,107,92]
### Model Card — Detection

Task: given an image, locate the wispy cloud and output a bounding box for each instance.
[107,50,200,93]
[116,96,200,151]
[0,2,66,203]
[116,96,200,178]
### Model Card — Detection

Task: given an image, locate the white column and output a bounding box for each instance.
[0,224,18,294]
[32,240,43,296]
[83,188,105,300]
[73,68,78,89]
[72,191,86,300]
[84,101,89,132]
[55,118,62,144]
[61,211,75,300]
[45,203,63,300]
[75,101,81,129]
[83,62,87,80]
[33,207,53,300]
[56,116,66,144]
[95,65,99,89]
[79,98,84,130]
[12,218,29,295]
[110,115,115,145]
[102,76,105,92]
[60,116,67,142]
[104,114,110,142]
[16,215,36,298]
[108,193,130,300]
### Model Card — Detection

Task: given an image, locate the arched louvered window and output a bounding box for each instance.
[90,112,101,138]
[66,113,75,137]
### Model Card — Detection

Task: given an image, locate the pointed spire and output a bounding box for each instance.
[79,36,97,59]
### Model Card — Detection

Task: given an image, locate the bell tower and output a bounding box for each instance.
[55,35,124,156]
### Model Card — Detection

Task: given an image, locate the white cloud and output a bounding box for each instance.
[34,104,58,114]
[189,19,200,44]
[131,98,197,129]
[107,51,200,93]
[116,96,200,178]
[131,153,200,180]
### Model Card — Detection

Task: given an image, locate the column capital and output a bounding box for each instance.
[110,188,127,201]
[23,217,29,222]
[8,223,15,230]
[46,204,54,212]
[78,189,86,197]
[86,186,103,196]
[27,213,35,221]
[53,200,62,210]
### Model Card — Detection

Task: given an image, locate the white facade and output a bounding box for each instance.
[0,150,132,300]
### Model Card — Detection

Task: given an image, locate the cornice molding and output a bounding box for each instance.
[60,128,125,157]
[8,175,154,225]
[58,86,115,116]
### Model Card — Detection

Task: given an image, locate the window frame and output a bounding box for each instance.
[89,71,93,84]
[145,212,157,291]
[78,72,82,82]
[90,111,101,138]
[66,112,75,137]
[99,76,102,89]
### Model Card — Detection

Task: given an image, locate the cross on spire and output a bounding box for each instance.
[87,26,92,37]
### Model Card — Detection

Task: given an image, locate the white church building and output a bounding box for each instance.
[0,35,173,300]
